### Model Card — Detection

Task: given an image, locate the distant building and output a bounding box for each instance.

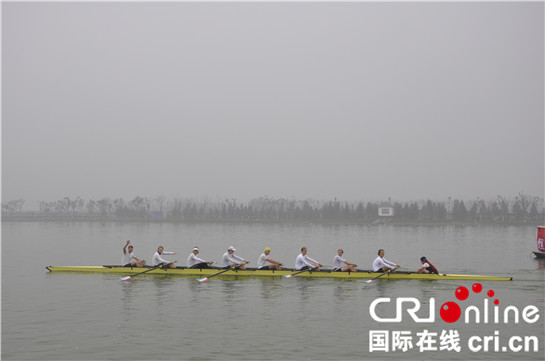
[378,204,394,217]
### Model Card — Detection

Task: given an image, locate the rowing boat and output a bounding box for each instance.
[45,266,512,281]
[535,226,545,258]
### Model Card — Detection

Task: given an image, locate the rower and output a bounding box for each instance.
[152,246,177,268]
[372,249,400,273]
[332,248,358,272]
[257,247,283,270]
[221,246,249,269]
[122,240,145,268]
[295,247,323,271]
[187,247,213,269]
[416,256,438,274]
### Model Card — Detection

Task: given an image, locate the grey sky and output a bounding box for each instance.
[2,2,544,208]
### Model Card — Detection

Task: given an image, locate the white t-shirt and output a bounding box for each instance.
[332,255,346,270]
[257,253,272,268]
[372,256,397,272]
[122,251,136,265]
[295,253,319,270]
[222,252,245,267]
[187,252,206,267]
[152,251,175,266]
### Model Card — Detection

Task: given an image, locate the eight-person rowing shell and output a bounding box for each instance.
[52,241,510,281]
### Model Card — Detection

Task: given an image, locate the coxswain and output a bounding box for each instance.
[416,256,439,274]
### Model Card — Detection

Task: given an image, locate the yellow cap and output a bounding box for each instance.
[264,247,271,251]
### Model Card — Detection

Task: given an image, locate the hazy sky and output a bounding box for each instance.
[2,2,544,208]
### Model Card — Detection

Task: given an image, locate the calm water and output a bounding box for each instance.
[2,222,544,360]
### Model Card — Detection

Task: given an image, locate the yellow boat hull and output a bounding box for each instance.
[46,266,512,281]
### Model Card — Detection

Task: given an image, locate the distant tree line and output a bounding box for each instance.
[2,193,543,224]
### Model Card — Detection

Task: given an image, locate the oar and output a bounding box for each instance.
[120,265,162,281]
[120,261,177,281]
[197,265,240,282]
[284,267,316,278]
[365,269,392,284]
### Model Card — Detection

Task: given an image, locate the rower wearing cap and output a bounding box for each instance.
[257,247,283,270]
[416,256,439,274]
[122,240,145,267]
[372,249,400,273]
[221,246,249,269]
[295,247,323,271]
[187,247,213,269]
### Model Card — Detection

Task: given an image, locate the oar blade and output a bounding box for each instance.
[284,274,293,278]
[197,277,209,282]
[365,279,374,284]
[120,276,131,281]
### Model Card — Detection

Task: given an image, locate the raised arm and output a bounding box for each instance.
[123,240,130,254]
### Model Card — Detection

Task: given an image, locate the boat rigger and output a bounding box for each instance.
[46,265,513,281]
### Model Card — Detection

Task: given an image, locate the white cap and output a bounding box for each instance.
[228,246,236,251]
[193,247,199,251]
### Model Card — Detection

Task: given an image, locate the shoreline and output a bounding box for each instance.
[2,216,542,227]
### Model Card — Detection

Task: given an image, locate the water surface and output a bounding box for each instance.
[2,222,543,360]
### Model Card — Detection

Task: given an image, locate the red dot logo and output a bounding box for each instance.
[487,290,495,297]
[494,299,499,305]
[455,286,469,300]
[472,283,482,293]
[440,302,461,323]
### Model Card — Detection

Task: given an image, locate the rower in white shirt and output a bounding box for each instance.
[187,247,212,269]
[122,240,145,267]
[152,246,177,268]
[332,248,358,272]
[221,246,249,269]
[372,249,400,272]
[257,247,283,270]
[295,247,323,271]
